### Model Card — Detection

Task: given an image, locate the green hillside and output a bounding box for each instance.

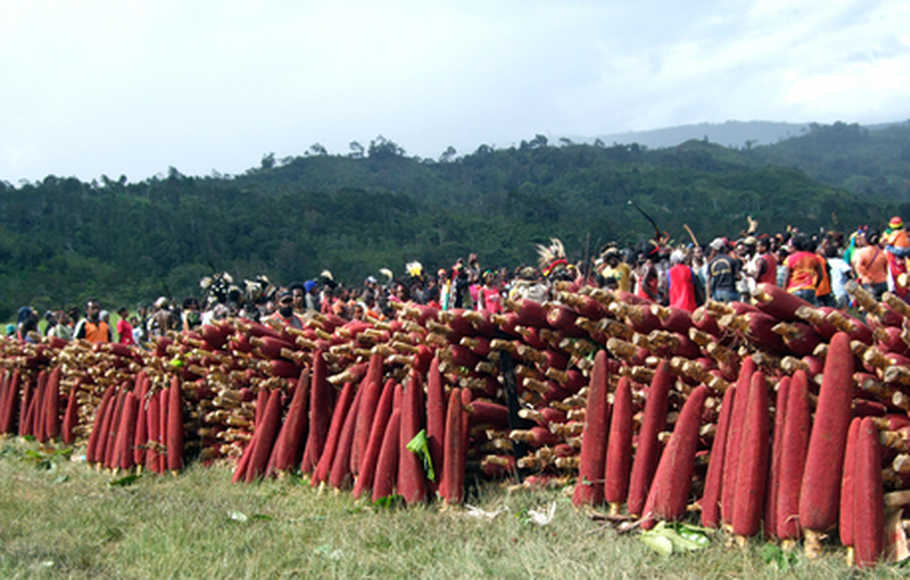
[0,130,901,319]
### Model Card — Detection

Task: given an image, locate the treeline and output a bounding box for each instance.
[0,124,905,320]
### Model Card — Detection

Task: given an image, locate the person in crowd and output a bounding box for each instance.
[477,270,503,313]
[129,315,144,345]
[633,249,659,301]
[749,237,778,287]
[781,233,825,305]
[265,289,303,329]
[116,307,135,345]
[73,298,112,343]
[48,310,73,340]
[883,216,910,298]
[851,229,889,300]
[814,242,835,307]
[302,280,319,311]
[599,247,631,292]
[17,306,39,343]
[826,244,853,309]
[182,297,202,331]
[666,249,700,312]
[707,238,741,302]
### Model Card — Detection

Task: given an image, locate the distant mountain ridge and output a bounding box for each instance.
[571,120,810,149]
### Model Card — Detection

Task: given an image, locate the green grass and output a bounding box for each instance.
[0,438,903,579]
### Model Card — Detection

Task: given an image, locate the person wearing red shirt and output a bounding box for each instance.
[116,307,135,345]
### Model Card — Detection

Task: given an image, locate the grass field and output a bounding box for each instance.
[0,438,902,579]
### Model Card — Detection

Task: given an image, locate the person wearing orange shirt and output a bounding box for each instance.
[73,299,112,343]
[851,230,889,299]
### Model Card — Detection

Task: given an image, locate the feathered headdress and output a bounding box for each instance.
[535,238,568,277]
[406,261,423,278]
[379,268,394,283]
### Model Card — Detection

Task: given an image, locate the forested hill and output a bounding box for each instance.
[0,127,904,319]
[747,120,910,201]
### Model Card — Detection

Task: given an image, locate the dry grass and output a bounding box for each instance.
[0,438,903,579]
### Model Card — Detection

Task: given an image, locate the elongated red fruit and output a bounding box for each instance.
[145,391,161,473]
[700,385,735,528]
[166,376,184,473]
[353,379,396,499]
[22,375,41,438]
[642,384,708,529]
[442,388,466,505]
[603,376,634,512]
[232,429,257,484]
[573,350,610,506]
[103,390,127,468]
[62,384,78,445]
[270,369,310,473]
[157,388,168,474]
[253,388,268,430]
[0,370,18,434]
[764,376,790,539]
[114,392,139,471]
[853,417,884,568]
[371,408,401,503]
[301,350,331,474]
[44,366,61,440]
[18,375,33,437]
[398,371,428,505]
[352,353,383,474]
[425,357,446,495]
[721,356,757,526]
[839,418,862,549]
[732,371,770,537]
[627,360,673,516]
[311,381,355,486]
[799,332,854,537]
[753,282,811,321]
[86,385,115,464]
[776,370,810,540]
[329,387,363,489]
[246,389,283,482]
[132,378,149,467]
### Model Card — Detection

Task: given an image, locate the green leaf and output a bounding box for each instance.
[759,543,797,570]
[250,514,273,521]
[372,494,403,509]
[108,474,141,487]
[406,428,435,481]
[640,532,674,556]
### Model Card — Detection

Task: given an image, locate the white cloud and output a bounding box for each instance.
[1,0,908,181]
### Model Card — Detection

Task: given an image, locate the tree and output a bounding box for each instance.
[439,146,457,163]
[260,153,276,170]
[558,137,574,147]
[307,143,328,156]
[368,135,405,159]
[349,141,365,159]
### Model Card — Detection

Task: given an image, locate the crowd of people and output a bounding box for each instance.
[11,216,910,347]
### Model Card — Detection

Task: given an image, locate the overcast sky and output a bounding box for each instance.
[2,0,909,183]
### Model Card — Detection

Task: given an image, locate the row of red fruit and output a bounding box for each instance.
[0,280,909,567]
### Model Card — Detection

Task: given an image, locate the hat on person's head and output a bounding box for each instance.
[890,216,904,230]
[277,289,292,301]
[5,323,15,336]
[742,236,757,246]
[709,237,726,251]
[365,275,377,285]
[154,296,168,308]
[303,280,317,293]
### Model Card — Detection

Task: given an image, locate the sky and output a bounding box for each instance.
[2,0,909,183]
